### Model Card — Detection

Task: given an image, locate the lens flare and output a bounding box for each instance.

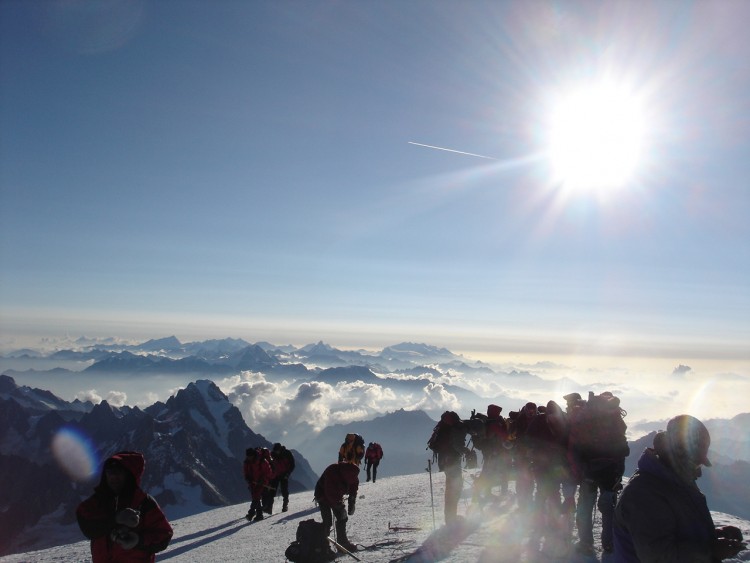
[51,426,99,482]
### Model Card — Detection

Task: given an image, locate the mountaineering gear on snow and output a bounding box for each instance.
[285,519,336,563]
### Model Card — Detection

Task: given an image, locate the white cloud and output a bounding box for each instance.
[105,391,127,407]
[75,389,102,404]
[413,382,461,413]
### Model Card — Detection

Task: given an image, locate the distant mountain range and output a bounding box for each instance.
[2,336,488,378]
[2,336,750,555]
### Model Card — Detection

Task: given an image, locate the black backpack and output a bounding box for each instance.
[284,519,335,563]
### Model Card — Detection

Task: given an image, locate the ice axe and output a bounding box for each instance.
[388,521,422,532]
[327,536,361,561]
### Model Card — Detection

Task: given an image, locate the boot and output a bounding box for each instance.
[282,499,289,512]
[335,520,357,553]
[254,507,264,521]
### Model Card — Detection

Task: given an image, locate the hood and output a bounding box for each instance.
[487,404,502,419]
[104,451,146,486]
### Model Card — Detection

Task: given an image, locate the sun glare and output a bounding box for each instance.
[547,80,646,193]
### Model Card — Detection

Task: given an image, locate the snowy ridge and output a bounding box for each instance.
[5,471,749,562]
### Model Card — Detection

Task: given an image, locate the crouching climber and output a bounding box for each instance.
[314,461,360,553]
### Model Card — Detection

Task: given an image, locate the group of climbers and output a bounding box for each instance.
[427,394,746,561]
[242,442,297,521]
[73,398,744,563]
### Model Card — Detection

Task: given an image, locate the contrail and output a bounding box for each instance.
[408,141,497,160]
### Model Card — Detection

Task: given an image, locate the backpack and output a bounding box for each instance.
[366,442,383,461]
[427,411,461,452]
[339,433,365,464]
[284,519,335,563]
[569,392,630,462]
[427,411,466,470]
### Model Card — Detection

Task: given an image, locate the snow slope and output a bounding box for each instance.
[4,469,749,562]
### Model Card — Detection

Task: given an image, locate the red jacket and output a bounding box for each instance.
[314,462,359,508]
[243,454,272,500]
[365,443,383,463]
[76,451,173,563]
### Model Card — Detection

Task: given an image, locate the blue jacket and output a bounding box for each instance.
[613,448,717,562]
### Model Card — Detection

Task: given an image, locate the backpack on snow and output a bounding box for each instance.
[284,519,335,563]
[569,392,630,461]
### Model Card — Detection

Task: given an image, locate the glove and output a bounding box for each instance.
[111,528,139,550]
[115,508,140,528]
[716,525,744,542]
[713,537,746,561]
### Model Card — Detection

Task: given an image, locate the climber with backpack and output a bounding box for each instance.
[364,442,383,483]
[338,433,365,465]
[526,400,573,546]
[470,404,512,506]
[568,391,630,556]
[427,410,468,524]
[509,402,539,509]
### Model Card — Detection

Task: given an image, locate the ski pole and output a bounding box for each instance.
[328,536,361,561]
[426,459,435,531]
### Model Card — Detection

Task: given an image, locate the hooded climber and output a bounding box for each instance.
[76,451,173,562]
[614,415,746,561]
[314,461,360,553]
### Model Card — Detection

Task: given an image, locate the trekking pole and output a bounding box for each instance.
[426,458,436,531]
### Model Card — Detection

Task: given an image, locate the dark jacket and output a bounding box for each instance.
[613,448,718,562]
[314,462,360,508]
[76,451,173,563]
[271,446,295,479]
[526,404,570,475]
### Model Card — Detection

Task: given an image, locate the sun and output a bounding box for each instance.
[546,79,646,193]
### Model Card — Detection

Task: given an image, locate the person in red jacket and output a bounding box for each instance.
[76,451,173,563]
[314,461,360,553]
[243,447,272,521]
[263,443,296,514]
[364,442,383,483]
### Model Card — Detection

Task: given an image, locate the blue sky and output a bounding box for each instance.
[1,1,748,368]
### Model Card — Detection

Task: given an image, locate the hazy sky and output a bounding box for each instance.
[1,1,748,370]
